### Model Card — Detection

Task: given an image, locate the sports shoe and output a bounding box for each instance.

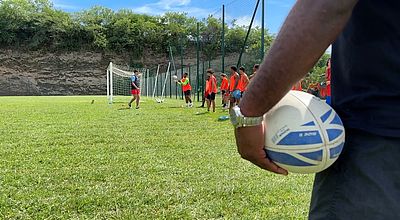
[135,106,140,109]
[128,104,132,109]
[189,103,193,108]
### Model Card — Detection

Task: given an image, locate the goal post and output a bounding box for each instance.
[106,62,149,104]
[106,62,184,104]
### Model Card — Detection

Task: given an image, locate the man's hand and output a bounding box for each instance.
[235,124,288,175]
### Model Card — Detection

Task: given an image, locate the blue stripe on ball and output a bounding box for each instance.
[329,142,344,159]
[278,131,323,145]
[302,121,316,126]
[327,129,344,141]
[320,109,332,123]
[267,150,315,166]
[299,150,323,161]
[329,114,343,126]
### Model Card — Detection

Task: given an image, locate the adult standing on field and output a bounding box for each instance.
[177,72,193,108]
[128,70,140,109]
[229,66,240,111]
[231,0,400,219]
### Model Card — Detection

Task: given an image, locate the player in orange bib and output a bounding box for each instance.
[220,73,229,108]
[177,73,193,107]
[229,66,240,111]
[206,69,218,112]
[291,80,303,91]
[236,66,250,104]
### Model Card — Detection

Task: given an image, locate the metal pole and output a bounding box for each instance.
[189,65,193,102]
[180,38,184,100]
[106,68,109,102]
[237,0,261,67]
[146,69,149,97]
[152,65,160,98]
[202,60,205,103]
[222,4,225,73]
[261,0,265,61]
[167,46,176,98]
[196,22,200,102]
[110,62,113,103]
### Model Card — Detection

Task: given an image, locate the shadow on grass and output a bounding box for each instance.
[118,107,131,111]
[195,112,209,116]
[113,101,128,104]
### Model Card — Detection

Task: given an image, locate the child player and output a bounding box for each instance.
[128,70,140,109]
[229,66,240,111]
[236,66,250,104]
[206,69,218,112]
[177,72,193,107]
[220,73,229,109]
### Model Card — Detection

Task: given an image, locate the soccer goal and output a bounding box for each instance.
[106,62,149,104]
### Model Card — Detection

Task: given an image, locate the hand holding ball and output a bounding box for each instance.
[264,91,345,174]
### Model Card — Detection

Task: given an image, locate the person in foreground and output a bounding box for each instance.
[232,0,400,219]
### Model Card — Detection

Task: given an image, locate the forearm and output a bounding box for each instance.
[240,0,358,117]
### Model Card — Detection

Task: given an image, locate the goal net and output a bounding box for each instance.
[106,62,149,103]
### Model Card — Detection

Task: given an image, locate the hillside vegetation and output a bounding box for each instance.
[0,0,273,61]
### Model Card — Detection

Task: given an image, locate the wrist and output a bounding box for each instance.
[239,101,264,117]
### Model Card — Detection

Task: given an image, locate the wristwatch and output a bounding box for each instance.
[230,106,264,128]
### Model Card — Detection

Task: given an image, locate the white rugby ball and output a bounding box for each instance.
[264,91,345,174]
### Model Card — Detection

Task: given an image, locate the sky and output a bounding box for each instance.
[51,0,296,34]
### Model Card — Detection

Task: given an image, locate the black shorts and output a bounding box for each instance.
[309,129,400,219]
[184,90,191,96]
[207,92,216,100]
[221,90,227,95]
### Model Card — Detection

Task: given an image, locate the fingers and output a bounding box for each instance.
[259,150,288,175]
[235,126,288,176]
[243,148,288,176]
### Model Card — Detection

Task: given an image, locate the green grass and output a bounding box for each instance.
[0,96,313,219]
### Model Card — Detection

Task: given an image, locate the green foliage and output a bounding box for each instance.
[0,0,325,74]
[0,96,313,219]
[0,0,273,57]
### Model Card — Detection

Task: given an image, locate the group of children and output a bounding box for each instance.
[129,58,331,110]
[291,58,332,104]
[176,64,260,112]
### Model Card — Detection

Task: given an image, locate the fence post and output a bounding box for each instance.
[196,22,200,102]
[261,0,265,61]
[222,4,225,74]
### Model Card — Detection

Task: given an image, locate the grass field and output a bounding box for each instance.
[0,96,313,219]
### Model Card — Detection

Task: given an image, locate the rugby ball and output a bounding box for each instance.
[264,91,345,174]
